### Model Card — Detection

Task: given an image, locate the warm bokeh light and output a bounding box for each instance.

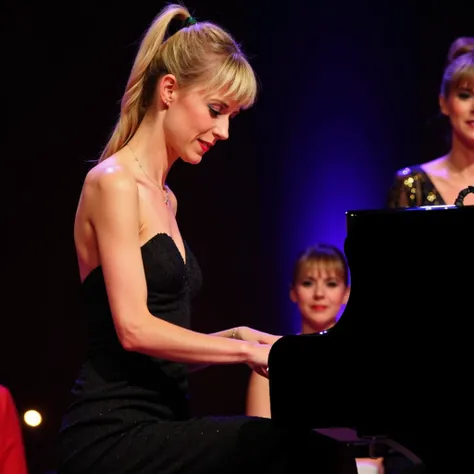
[23,409,42,427]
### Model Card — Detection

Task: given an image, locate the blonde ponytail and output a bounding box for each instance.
[98,4,190,162]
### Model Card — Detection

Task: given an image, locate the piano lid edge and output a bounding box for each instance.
[344,204,474,217]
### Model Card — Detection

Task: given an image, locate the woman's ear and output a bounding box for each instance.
[158,74,178,107]
[439,94,449,117]
[289,287,297,304]
[343,286,351,304]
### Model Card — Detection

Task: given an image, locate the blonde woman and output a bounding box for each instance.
[246,244,383,474]
[57,4,357,474]
[388,37,474,207]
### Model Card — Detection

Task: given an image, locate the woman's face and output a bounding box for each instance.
[161,76,241,164]
[440,84,474,147]
[290,263,350,334]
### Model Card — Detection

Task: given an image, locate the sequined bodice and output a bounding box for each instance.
[387,165,444,208]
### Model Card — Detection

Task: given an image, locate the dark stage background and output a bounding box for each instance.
[3,0,473,472]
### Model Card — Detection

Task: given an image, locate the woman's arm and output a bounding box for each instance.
[211,326,280,343]
[188,328,280,372]
[85,165,268,367]
[245,369,271,418]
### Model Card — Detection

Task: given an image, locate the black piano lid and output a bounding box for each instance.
[268,203,474,471]
[345,203,473,218]
[347,204,457,215]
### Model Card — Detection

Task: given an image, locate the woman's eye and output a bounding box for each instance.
[208,106,221,117]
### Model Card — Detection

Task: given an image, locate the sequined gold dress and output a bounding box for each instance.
[387,165,444,208]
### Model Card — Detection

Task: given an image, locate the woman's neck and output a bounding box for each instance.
[127,112,177,188]
[301,321,334,335]
[447,133,474,179]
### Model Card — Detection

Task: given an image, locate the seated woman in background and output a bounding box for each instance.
[245,244,384,474]
[388,36,474,208]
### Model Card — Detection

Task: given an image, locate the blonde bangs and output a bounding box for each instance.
[451,62,474,91]
[205,55,258,109]
[297,259,347,285]
[443,53,474,95]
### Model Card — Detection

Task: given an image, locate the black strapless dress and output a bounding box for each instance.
[58,233,356,474]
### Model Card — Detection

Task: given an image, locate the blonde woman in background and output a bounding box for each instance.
[246,244,384,474]
[388,37,474,207]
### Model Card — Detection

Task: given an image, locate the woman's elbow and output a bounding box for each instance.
[115,315,148,352]
[118,327,140,351]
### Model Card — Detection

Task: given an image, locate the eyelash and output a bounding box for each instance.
[208,106,239,120]
[458,92,472,100]
[208,106,221,117]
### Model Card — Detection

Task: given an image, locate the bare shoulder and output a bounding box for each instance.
[75,156,141,275]
[79,157,140,222]
[84,157,136,197]
[420,155,448,177]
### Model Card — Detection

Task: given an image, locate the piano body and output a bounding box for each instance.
[268,204,474,472]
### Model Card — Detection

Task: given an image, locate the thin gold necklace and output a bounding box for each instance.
[128,145,169,205]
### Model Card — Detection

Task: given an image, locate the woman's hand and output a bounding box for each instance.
[237,327,282,378]
[246,343,272,378]
[237,326,281,345]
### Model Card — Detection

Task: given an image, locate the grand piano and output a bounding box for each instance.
[268,192,474,473]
